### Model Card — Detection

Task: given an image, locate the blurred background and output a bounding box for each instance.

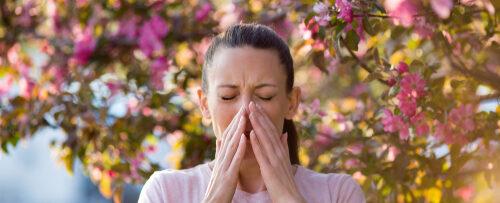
[0,0,499,202]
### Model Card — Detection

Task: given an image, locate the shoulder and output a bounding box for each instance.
[297,166,365,203]
[151,163,207,184]
[138,163,210,203]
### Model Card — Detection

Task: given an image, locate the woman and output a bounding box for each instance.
[139,23,365,203]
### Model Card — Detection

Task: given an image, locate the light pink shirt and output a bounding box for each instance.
[138,162,365,203]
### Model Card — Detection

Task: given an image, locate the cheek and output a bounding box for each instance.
[258,99,287,132]
[210,101,239,138]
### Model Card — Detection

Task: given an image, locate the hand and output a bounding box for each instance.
[202,106,248,203]
[248,101,306,203]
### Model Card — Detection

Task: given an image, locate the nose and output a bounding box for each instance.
[239,94,252,113]
[240,95,253,138]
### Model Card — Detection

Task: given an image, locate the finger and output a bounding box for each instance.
[228,133,247,173]
[282,132,289,153]
[251,103,281,150]
[249,130,270,171]
[249,103,283,158]
[256,104,290,158]
[255,103,280,135]
[217,107,243,166]
[281,132,291,165]
[249,110,277,159]
[215,139,221,159]
[221,106,245,150]
[222,112,247,169]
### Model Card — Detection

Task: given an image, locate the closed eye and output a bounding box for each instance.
[260,96,273,101]
[221,96,236,100]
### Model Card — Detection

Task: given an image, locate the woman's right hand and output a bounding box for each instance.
[202,105,248,203]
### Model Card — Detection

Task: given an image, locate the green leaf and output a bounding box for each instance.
[390,26,405,39]
[362,18,376,36]
[363,71,383,83]
[312,50,327,73]
[345,30,360,51]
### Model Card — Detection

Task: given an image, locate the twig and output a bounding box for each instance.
[339,37,389,85]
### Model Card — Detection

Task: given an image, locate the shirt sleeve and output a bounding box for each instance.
[138,172,166,203]
[327,174,366,203]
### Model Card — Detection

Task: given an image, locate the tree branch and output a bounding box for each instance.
[339,37,389,85]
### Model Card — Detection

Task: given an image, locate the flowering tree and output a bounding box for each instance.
[0,0,499,202]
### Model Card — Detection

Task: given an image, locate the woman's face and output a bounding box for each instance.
[197,46,300,146]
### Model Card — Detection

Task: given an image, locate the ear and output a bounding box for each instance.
[285,86,301,120]
[197,88,211,120]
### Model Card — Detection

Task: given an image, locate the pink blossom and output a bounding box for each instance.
[410,112,429,136]
[344,158,363,169]
[117,15,139,40]
[385,0,420,27]
[431,0,453,19]
[397,94,417,117]
[105,81,121,97]
[7,44,31,77]
[150,56,170,90]
[398,122,410,140]
[306,97,327,117]
[139,15,169,57]
[387,146,400,161]
[148,15,168,37]
[382,109,403,133]
[306,18,320,35]
[19,77,35,99]
[48,66,67,91]
[72,30,96,65]
[107,170,117,179]
[335,0,353,23]
[387,78,396,86]
[448,104,475,132]
[381,109,410,140]
[396,72,426,118]
[76,0,88,7]
[313,2,329,16]
[138,27,163,57]
[355,18,364,41]
[351,84,368,97]
[346,143,363,155]
[314,133,333,148]
[413,17,435,39]
[434,104,475,145]
[454,185,474,202]
[195,3,213,22]
[273,19,294,40]
[399,73,426,99]
[0,74,14,97]
[15,1,35,27]
[312,40,326,51]
[310,98,320,114]
[127,96,140,114]
[397,62,409,74]
[343,17,365,41]
[313,2,330,26]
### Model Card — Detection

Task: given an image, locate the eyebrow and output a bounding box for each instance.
[217,83,277,89]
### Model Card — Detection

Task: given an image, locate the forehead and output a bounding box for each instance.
[209,46,287,88]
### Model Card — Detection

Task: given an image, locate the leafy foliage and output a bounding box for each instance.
[0,0,499,202]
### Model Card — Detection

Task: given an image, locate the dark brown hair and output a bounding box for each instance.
[201,23,300,165]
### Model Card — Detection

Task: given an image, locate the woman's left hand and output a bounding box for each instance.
[248,101,306,203]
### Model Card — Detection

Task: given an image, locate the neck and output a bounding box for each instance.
[237,158,266,193]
